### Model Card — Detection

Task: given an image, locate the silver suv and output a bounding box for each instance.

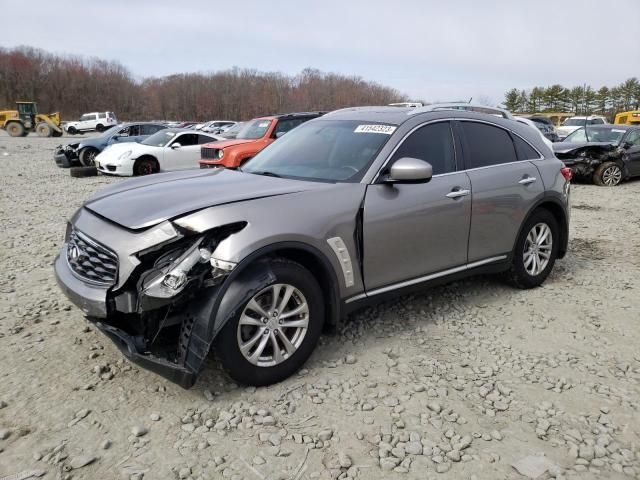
[54,106,571,387]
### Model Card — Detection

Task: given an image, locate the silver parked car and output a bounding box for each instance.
[54,105,572,387]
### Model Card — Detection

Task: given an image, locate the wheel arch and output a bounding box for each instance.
[183,241,341,377]
[134,155,159,173]
[514,197,569,260]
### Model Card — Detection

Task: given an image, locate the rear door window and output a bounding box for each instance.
[390,121,456,175]
[459,122,518,169]
[141,124,163,135]
[198,134,215,144]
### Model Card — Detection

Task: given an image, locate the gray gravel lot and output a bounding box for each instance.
[0,131,639,480]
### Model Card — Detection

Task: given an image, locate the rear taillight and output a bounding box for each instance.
[560,167,573,182]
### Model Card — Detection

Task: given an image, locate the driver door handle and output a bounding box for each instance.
[446,188,471,199]
[518,176,537,185]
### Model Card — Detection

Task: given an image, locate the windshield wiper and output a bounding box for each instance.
[249,170,282,178]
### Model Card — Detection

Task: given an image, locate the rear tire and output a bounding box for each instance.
[79,147,99,167]
[6,122,25,137]
[505,208,559,289]
[36,122,52,137]
[70,166,98,178]
[96,124,105,132]
[593,161,622,186]
[215,259,324,386]
[52,130,63,137]
[67,126,77,135]
[133,157,159,176]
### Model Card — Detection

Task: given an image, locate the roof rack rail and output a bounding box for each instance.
[408,103,514,119]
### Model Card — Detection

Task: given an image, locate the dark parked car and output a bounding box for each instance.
[54,105,571,387]
[527,116,560,143]
[553,125,640,186]
[54,122,167,167]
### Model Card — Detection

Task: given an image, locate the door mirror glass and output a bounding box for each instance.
[170,142,182,149]
[387,157,433,183]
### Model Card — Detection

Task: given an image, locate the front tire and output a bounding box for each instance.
[79,147,99,166]
[215,260,324,386]
[96,124,105,132]
[36,122,52,137]
[505,208,559,289]
[593,161,622,186]
[133,157,159,176]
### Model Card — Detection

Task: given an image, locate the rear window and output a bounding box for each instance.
[460,122,518,168]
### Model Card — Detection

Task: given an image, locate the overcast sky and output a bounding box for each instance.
[4,0,639,105]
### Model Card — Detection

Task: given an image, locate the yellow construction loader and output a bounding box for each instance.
[0,101,63,137]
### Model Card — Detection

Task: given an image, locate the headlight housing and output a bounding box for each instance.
[217,149,224,159]
[142,238,212,299]
[119,150,132,160]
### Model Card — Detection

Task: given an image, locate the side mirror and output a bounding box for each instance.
[275,131,287,138]
[386,157,433,183]
[622,141,633,149]
[171,143,182,149]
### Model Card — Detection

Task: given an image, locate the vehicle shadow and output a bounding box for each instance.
[192,256,584,397]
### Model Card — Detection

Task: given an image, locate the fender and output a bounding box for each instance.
[512,194,569,260]
[183,241,342,377]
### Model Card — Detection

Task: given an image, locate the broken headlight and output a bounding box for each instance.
[142,237,212,299]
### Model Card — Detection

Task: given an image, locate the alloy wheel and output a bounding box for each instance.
[523,222,553,276]
[602,165,622,186]
[236,283,309,367]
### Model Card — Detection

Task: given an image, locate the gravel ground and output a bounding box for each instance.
[1,131,639,480]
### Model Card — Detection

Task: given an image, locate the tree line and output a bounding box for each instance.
[503,79,640,118]
[0,46,406,121]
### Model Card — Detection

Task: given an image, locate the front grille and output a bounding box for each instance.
[201,147,219,160]
[67,229,118,286]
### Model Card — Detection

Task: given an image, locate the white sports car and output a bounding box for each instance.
[95,129,222,176]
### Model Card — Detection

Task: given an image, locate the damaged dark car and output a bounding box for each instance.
[552,125,640,186]
[54,122,167,167]
[54,106,570,388]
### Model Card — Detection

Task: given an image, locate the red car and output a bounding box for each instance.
[199,112,324,169]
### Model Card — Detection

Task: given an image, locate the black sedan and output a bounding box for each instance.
[552,125,640,186]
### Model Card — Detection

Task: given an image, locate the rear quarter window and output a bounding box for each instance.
[513,135,540,160]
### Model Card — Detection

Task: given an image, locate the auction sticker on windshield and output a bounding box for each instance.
[354,124,397,135]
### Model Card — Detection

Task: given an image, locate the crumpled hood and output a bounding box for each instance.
[552,141,616,154]
[83,168,324,230]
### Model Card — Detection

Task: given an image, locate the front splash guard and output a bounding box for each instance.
[91,319,197,388]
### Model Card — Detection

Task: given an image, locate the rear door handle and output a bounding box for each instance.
[518,176,537,185]
[446,189,471,199]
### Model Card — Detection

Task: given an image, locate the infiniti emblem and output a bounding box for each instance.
[68,243,80,260]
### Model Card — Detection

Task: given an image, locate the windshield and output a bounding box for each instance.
[563,118,587,126]
[141,130,176,147]
[236,119,272,139]
[564,127,627,145]
[242,120,393,183]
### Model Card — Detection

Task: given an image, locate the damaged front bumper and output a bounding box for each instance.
[53,211,248,388]
[54,145,78,168]
[91,320,197,388]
